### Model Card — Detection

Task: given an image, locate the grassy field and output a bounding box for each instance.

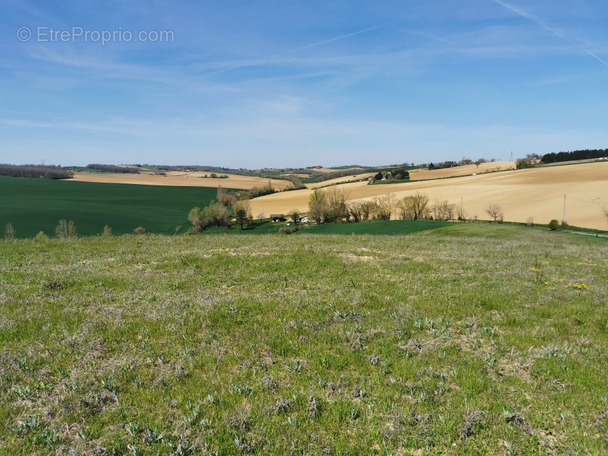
[201,220,454,236]
[1,224,607,454]
[299,220,453,235]
[0,177,227,238]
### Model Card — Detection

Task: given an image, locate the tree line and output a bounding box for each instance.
[541,149,608,164]
[307,188,465,224]
[86,164,140,174]
[0,164,73,179]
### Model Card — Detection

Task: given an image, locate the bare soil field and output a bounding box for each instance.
[306,173,375,189]
[250,162,608,230]
[409,161,516,180]
[72,171,292,190]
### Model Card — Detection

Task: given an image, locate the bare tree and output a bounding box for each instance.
[432,200,456,221]
[486,203,504,222]
[326,187,350,223]
[371,195,393,221]
[55,219,77,239]
[308,189,328,224]
[399,192,430,220]
[348,201,364,223]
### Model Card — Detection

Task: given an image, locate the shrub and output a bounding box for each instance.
[279,225,301,234]
[34,231,49,241]
[4,223,16,241]
[188,202,232,232]
[55,219,77,239]
[102,225,112,237]
[133,226,146,235]
[548,219,560,231]
[516,158,535,169]
[217,186,237,208]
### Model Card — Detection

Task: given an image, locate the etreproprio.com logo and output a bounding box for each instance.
[17,26,174,45]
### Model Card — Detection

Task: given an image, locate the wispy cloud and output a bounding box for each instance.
[492,0,608,67]
[285,19,405,54]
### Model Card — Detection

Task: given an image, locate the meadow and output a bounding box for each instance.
[0,177,225,238]
[1,224,607,454]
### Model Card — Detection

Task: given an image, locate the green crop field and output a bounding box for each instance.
[299,219,453,235]
[1,224,607,454]
[0,177,228,238]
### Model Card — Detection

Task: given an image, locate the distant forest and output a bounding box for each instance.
[0,164,73,179]
[86,164,140,174]
[541,149,608,164]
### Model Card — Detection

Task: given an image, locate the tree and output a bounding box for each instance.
[391,168,410,180]
[371,195,393,221]
[289,209,301,225]
[326,187,350,223]
[399,192,430,220]
[348,201,365,223]
[233,200,252,230]
[486,203,504,222]
[308,189,328,224]
[432,200,456,221]
[236,208,249,230]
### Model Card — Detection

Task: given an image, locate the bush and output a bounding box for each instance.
[548,219,560,231]
[102,225,112,237]
[133,226,146,235]
[34,231,49,241]
[4,223,16,241]
[55,219,77,239]
[188,202,232,232]
[279,225,301,234]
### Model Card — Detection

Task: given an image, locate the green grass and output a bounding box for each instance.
[299,219,453,235]
[0,177,231,238]
[1,225,607,454]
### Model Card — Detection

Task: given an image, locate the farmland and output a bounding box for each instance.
[0,177,226,238]
[1,225,607,454]
[251,161,608,230]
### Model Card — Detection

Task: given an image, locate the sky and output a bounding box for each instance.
[1,0,608,168]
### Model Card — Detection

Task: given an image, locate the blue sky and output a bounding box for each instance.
[1,0,607,168]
